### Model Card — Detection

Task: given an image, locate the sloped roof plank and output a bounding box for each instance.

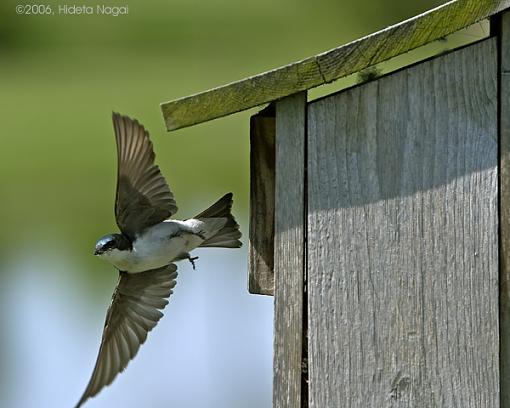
[161,0,510,131]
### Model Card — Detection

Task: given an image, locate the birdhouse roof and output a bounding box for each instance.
[160,0,509,131]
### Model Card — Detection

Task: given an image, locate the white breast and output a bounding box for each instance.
[104,221,206,273]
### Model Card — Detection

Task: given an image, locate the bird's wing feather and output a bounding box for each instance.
[113,112,177,238]
[75,263,178,408]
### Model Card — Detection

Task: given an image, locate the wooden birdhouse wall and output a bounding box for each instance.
[306,38,498,407]
[160,4,510,407]
[249,36,502,407]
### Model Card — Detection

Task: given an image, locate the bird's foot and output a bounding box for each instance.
[188,256,199,270]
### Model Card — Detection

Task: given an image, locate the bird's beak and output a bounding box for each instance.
[93,248,100,256]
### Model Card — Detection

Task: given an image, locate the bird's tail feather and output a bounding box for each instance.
[194,193,242,248]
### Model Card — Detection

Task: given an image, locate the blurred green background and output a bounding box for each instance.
[0,0,482,407]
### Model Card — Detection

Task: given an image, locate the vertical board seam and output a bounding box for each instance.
[302,96,309,408]
[494,10,505,408]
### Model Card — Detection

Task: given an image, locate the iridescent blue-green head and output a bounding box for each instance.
[94,233,131,256]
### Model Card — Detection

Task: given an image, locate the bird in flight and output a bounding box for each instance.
[75,113,242,407]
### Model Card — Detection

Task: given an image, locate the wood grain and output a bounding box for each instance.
[160,0,510,131]
[273,92,306,408]
[248,105,275,296]
[307,39,498,407]
[499,9,510,408]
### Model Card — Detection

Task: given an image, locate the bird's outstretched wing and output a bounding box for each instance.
[113,112,177,239]
[75,264,178,408]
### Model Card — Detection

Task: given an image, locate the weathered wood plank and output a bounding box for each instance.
[161,0,510,131]
[273,92,306,408]
[307,39,498,407]
[248,105,275,296]
[499,9,510,408]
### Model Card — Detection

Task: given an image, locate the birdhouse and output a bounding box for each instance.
[160,1,510,406]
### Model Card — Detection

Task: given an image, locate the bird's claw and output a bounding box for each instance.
[188,256,199,270]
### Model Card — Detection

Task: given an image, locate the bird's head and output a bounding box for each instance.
[94,234,131,257]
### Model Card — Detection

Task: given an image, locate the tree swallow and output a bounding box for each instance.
[75,113,242,407]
